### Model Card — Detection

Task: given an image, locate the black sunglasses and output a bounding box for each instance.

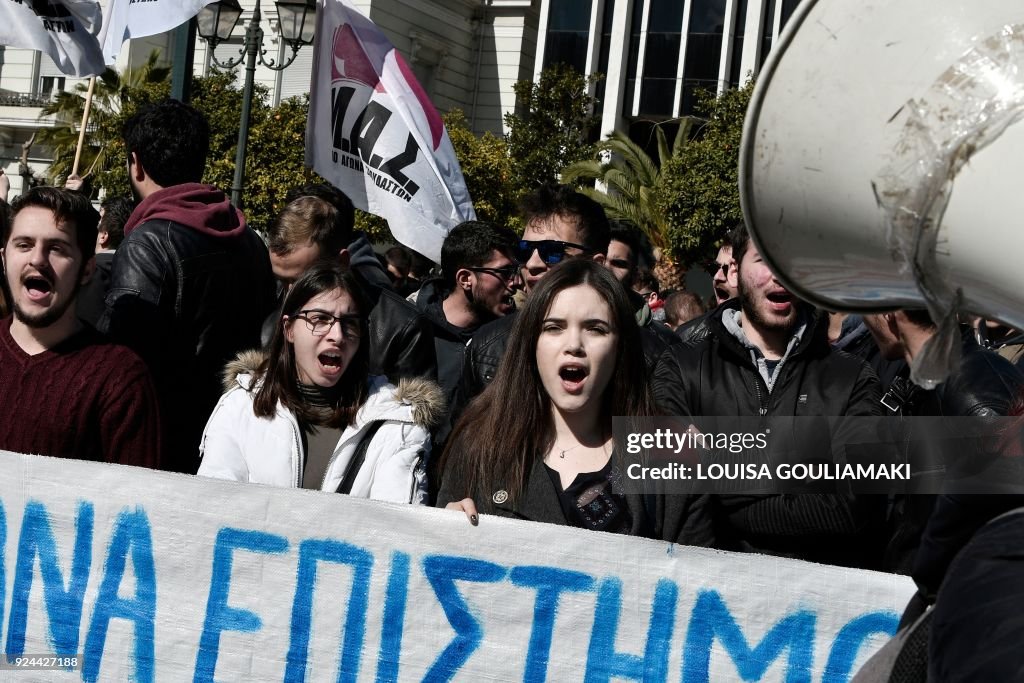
[516,239,595,266]
[467,265,521,284]
[704,261,730,277]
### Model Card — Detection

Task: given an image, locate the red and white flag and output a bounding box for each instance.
[101,0,217,65]
[306,0,475,263]
[0,0,104,77]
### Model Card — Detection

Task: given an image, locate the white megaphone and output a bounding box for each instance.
[740,0,1024,385]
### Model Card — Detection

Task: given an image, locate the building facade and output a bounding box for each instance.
[0,0,798,198]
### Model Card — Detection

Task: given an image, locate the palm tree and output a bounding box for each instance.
[561,120,692,251]
[37,51,170,187]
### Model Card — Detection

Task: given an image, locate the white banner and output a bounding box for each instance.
[0,451,914,681]
[306,0,476,264]
[100,0,216,65]
[0,0,103,77]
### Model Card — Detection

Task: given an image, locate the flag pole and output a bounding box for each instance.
[71,76,97,177]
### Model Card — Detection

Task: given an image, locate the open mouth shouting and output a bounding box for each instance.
[765,289,794,314]
[317,350,347,379]
[558,362,589,394]
[23,273,54,304]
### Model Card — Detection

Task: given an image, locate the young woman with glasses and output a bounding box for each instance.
[436,260,713,544]
[198,262,443,502]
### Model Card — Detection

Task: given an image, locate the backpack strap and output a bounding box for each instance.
[337,420,386,495]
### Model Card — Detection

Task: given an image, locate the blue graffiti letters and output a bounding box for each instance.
[422,555,507,683]
[6,500,93,659]
[510,566,596,682]
[82,508,157,683]
[193,528,289,683]
[285,539,374,683]
[683,589,815,683]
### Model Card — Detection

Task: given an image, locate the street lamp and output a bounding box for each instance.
[197,0,316,208]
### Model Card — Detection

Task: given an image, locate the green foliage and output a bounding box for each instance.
[443,109,518,229]
[38,51,171,195]
[655,81,754,265]
[562,121,693,249]
[189,69,266,197]
[504,64,602,193]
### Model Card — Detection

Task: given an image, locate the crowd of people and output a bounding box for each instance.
[2,97,1023,677]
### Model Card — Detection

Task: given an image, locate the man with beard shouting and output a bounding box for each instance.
[0,187,161,466]
[653,225,883,568]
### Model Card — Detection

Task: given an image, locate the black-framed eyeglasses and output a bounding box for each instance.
[293,310,362,338]
[608,258,633,270]
[704,261,730,277]
[516,239,595,266]
[467,264,522,284]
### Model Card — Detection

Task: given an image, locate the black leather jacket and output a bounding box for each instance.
[102,218,276,473]
[881,329,1024,573]
[653,301,885,567]
[366,287,437,382]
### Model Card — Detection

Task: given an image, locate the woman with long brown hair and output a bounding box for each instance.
[437,259,712,544]
[198,261,443,502]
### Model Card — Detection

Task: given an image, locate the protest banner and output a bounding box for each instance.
[306,0,476,264]
[100,0,217,65]
[0,451,914,681]
[0,0,104,77]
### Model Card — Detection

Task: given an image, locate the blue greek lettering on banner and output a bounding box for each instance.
[193,527,289,683]
[83,507,157,683]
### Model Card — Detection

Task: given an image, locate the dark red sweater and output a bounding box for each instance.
[0,316,162,468]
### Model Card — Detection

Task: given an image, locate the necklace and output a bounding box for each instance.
[558,444,582,459]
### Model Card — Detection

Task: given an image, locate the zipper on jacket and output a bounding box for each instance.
[752,364,769,416]
[293,427,302,488]
[755,350,793,417]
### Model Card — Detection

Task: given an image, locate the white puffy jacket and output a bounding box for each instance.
[197,351,444,503]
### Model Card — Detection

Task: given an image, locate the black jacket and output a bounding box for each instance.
[365,288,437,381]
[77,250,114,330]
[882,329,1024,573]
[436,454,716,547]
[411,278,476,403]
[102,207,276,474]
[652,301,885,567]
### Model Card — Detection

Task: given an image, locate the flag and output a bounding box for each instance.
[306,0,475,264]
[0,0,104,77]
[101,0,217,65]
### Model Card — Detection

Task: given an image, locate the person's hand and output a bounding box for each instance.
[445,498,479,526]
[64,173,84,192]
[0,168,9,202]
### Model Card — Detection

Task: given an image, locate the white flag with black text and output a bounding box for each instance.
[0,0,104,77]
[306,0,475,264]
[101,0,217,65]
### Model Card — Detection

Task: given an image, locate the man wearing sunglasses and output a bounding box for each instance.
[453,185,612,416]
[410,220,521,420]
[677,231,740,344]
[710,241,738,306]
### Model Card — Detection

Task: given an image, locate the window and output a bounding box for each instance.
[39,76,65,98]
[638,0,685,116]
[623,0,646,111]
[728,0,749,87]
[38,55,66,98]
[681,0,726,115]
[543,0,593,72]
[594,0,616,105]
[759,0,777,68]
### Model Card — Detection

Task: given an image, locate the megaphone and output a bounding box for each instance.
[740,0,1024,383]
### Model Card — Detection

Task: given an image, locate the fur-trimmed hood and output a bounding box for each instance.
[220,349,445,429]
